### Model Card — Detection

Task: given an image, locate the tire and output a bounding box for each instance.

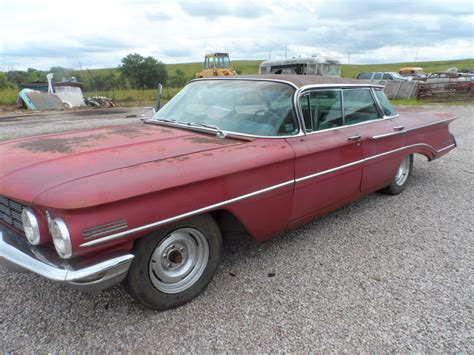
[381,154,414,195]
[124,214,222,310]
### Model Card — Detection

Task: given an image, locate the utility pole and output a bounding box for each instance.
[269,49,271,59]
[285,43,288,59]
[348,51,351,65]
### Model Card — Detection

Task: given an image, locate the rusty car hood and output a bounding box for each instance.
[0,124,248,207]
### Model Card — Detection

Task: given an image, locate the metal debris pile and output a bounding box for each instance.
[84,96,116,108]
[16,73,116,111]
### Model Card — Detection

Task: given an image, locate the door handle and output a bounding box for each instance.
[393,126,405,131]
[347,135,362,141]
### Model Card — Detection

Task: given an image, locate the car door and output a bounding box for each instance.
[357,88,406,192]
[286,89,364,225]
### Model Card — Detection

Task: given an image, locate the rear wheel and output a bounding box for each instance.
[124,215,222,310]
[381,154,414,195]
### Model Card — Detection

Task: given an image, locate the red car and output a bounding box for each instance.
[0,75,457,310]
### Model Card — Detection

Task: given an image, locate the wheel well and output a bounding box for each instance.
[415,152,433,162]
[209,209,252,241]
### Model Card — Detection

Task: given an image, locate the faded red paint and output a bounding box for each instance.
[0,107,457,258]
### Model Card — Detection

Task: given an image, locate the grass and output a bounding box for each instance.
[1,58,472,108]
[0,88,18,106]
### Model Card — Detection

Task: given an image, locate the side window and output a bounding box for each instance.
[373,73,383,80]
[382,73,392,80]
[357,73,372,79]
[299,90,343,131]
[374,89,397,117]
[343,89,381,125]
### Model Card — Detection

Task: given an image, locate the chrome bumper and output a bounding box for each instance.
[0,226,134,292]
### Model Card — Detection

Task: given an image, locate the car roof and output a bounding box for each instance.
[195,74,375,89]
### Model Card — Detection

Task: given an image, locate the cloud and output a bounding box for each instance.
[145,11,172,21]
[179,1,269,19]
[0,0,472,70]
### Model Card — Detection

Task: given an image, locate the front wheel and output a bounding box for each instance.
[124,215,222,310]
[381,154,414,195]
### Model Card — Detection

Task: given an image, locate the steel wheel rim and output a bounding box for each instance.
[149,228,209,294]
[395,156,410,186]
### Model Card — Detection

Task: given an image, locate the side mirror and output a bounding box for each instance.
[154,83,163,114]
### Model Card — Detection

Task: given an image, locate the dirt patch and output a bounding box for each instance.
[16,134,105,154]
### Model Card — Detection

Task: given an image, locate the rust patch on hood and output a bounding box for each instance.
[185,136,236,145]
[108,125,172,138]
[16,134,105,154]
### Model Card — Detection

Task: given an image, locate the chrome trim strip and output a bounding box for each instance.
[295,159,365,183]
[80,179,295,248]
[436,143,456,153]
[191,77,300,90]
[299,83,385,90]
[81,142,455,248]
[373,131,406,139]
[373,117,457,140]
[404,118,458,132]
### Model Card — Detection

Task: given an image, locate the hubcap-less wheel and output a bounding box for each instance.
[149,228,209,294]
[394,155,411,186]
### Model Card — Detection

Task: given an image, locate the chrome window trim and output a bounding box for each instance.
[294,86,391,136]
[80,142,455,248]
[297,88,344,134]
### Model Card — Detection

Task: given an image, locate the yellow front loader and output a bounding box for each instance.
[196,53,237,78]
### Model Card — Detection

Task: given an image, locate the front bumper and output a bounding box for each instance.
[0,226,134,292]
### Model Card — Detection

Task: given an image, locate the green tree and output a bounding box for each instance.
[168,69,187,88]
[120,53,168,89]
[0,72,14,89]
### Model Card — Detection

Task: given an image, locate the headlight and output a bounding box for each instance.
[50,218,72,259]
[22,208,40,245]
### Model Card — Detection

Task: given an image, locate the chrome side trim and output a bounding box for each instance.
[437,143,456,153]
[295,159,365,183]
[79,179,295,248]
[80,142,455,248]
[404,118,458,132]
[373,131,406,139]
[373,117,458,140]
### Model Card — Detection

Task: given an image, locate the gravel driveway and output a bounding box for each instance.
[0,106,472,352]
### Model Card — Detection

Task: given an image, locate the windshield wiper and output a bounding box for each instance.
[187,122,227,138]
[148,118,227,138]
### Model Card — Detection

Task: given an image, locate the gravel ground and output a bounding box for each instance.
[0,105,472,352]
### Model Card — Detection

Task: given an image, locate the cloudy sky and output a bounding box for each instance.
[0,0,473,71]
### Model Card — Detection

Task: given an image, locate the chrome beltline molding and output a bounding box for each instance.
[373,117,458,140]
[80,142,455,248]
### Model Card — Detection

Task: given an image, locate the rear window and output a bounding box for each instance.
[357,73,373,79]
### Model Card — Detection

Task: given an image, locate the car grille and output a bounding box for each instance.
[0,196,26,232]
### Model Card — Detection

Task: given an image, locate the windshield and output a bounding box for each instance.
[152,80,299,136]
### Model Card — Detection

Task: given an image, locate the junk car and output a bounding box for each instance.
[0,75,457,310]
